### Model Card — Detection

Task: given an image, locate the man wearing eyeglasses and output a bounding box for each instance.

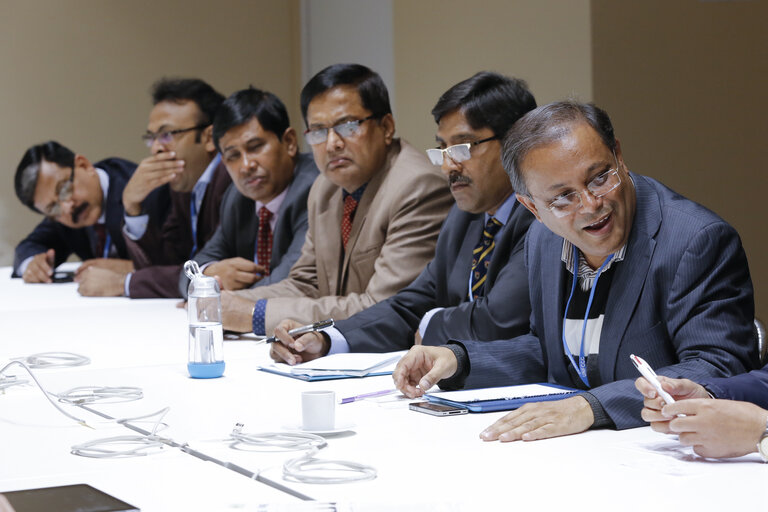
[264,72,537,363]
[12,141,170,283]
[394,101,756,441]
[220,63,453,344]
[76,78,232,298]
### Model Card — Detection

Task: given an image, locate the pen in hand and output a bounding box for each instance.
[264,319,334,344]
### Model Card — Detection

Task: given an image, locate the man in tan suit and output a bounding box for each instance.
[221,63,452,348]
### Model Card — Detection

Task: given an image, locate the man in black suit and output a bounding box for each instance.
[179,87,319,296]
[12,141,167,282]
[268,72,537,363]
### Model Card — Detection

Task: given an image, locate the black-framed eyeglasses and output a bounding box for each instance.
[303,115,378,145]
[425,136,498,166]
[141,124,208,148]
[44,166,76,218]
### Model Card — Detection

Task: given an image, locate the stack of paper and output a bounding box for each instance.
[259,351,406,381]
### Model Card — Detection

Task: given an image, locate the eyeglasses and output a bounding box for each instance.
[141,124,208,148]
[44,166,76,218]
[304,115,377,145]
[537,152,622,218]
[425,136,498,166]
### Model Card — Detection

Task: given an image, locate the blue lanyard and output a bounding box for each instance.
[102,233,111,259]
[561,246,614,387]
[189,194,198,258]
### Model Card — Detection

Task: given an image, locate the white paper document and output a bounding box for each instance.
[261,351,406,379]
[428,384,575,403]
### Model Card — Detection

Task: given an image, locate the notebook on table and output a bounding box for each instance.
[426,383,579,412]
[259,351,405,381]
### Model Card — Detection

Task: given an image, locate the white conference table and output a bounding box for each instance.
[1,267,766,511]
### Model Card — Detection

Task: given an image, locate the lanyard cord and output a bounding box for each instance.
[561,246,614,387]
[189,194,198,258]
[102,233,111,258]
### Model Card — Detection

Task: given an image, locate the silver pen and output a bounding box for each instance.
[264,319,334,344]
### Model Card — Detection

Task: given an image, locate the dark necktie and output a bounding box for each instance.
[93,223,107,258]
[256,206,273,275]
[469,217,503,299]
[341,195,358,251]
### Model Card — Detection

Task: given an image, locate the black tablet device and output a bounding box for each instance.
[1,483,138,512]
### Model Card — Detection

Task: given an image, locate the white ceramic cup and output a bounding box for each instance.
[301,390,336,431]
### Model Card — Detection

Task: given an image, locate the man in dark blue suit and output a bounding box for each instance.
[12,141,167,282]
[267,72,536,362]
[637,365,768,459]
[179,87,319,297]
[394,101,757,441]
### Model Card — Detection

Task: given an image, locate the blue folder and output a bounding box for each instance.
[425,383,579,413]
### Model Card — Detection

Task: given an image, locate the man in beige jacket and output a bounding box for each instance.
[221,63,452,343]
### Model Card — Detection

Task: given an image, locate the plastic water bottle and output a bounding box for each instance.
[184,261,225,378]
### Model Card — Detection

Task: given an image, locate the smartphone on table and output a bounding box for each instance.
[409,402,468,416]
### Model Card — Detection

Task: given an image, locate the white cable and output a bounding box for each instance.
[55,386,143,405]
[71,435,165,458]
[13,352,90,369]
[71,407,170,458]
[0,360,91,427]
[229,423,327,452]
[283,448,377,484]
[0,376,28,392]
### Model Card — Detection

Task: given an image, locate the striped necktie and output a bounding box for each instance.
[469,217,503,299]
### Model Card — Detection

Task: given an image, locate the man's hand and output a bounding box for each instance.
[392,346,458,398]
[269,319,329,365]
[662,399,768,459]
[22,249,55,283]
[636,376,710,434]
[123,152,184,215]
[75,267,126,296]
[221,290,256,332]
[75,258,135,279]
[480,396,595,442]
[204,258,266,290]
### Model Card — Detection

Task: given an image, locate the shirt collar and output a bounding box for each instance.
[561,239,626,291]
[256,183,290,217]
[343,183,368,203]
[191,153,221,205]
[95,167,109,224]
[485,192,516,226]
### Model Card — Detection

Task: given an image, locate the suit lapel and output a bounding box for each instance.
[598,174,660,381]
[316,187,344,294]
[452,214,484,300]
[540,229,567,374]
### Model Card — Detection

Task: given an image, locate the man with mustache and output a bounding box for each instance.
[178,87,318,296]
[76,78,231,298]
[12,141,168,283]
[267,72,537,363]
[394,101,757,441]
[221,63,453,343]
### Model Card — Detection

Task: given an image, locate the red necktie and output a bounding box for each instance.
[341,195,358,251]
[256,206,273,275]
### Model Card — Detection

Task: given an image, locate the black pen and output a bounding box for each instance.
[264,319,334,344]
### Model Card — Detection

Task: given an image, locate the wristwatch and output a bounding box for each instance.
[757,415,768,462]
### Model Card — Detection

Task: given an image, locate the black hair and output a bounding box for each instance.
[431,71,537,139]
[213,87,291,152]
[15,140,75,212]
[300,63,391,125]
[151,78,225,132]
[502,101,617,196]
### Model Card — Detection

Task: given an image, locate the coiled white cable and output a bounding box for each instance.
[282,448,377,484]
[229,423,327,452]
[13,352,90,369]
[0,375,28,392]
[71,407,170,458]
[56,386,143,405]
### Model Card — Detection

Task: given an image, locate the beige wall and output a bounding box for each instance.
[592,0,768,323]
[393,0,592,152]
[0,0,301,267]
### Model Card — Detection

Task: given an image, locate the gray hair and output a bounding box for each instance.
[502,101,617,196]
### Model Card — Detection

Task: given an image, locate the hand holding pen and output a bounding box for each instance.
[268,318,334,366]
